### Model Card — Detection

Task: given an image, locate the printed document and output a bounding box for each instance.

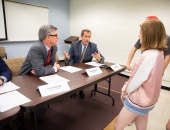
[0,91,31,112]
[60,66,82,73]
[40,74,70,84]
[0,81,20,94]
[85,62,104,67]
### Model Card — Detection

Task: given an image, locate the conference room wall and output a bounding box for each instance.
[0,0,70,60]
[70,0,170,85]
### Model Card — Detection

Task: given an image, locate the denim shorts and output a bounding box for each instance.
[124,99,153,115]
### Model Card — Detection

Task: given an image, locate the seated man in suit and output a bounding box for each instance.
[18,25,60,125]
[63,29,105,99]
[18,25,60,76]
[0,57,12,86]
[0,57,12,128]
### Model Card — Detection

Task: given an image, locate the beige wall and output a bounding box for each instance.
[70,0,170,86]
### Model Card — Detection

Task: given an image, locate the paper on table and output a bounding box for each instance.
[38,82,70,97]
[0,81,20,94]
[60,66,82,73]
[85,62,104,67]
[40,74,70,84]
[0,91,31,112]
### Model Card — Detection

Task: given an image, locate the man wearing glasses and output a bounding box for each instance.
[19,25,60,76]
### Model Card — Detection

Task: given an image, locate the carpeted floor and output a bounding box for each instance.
[3,75,128,130]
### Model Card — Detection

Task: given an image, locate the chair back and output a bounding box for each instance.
[5,57,25,77]
[56,54,59,64]
[0,47,7,59]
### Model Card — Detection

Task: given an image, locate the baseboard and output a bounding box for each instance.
[161,86,170,91]
[117,73,129,78]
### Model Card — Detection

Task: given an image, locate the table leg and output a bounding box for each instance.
[20,110,25,130]
[90,77,114,106]
[33,110,37,130]
[91,84,97,97]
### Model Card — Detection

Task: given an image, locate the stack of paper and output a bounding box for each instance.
[85,62,104,67]
[60,66,82,73]
[0,81,20,94]
[40,74,70,84]
[0,91,31,112]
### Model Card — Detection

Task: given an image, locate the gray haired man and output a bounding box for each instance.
[18,24,60,125]
[19,25,60,76]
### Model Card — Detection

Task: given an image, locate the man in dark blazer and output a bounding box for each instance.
[18,25,60,76]
[0,57,12,85]
[0,57,12,128]
[63,29,105,98]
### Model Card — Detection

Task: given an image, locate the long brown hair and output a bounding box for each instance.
[140,20,167,51]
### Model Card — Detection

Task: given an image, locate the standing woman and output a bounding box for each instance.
[115,19,167,130]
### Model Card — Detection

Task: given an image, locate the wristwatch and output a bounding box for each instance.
[0,77,4,85]
[97,57,102,62]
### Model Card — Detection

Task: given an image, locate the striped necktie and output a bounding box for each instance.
[80,46,86,62]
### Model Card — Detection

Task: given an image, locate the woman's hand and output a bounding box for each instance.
[121,90,127,96]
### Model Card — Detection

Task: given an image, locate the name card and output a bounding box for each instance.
[38,82,70,97]
[85,67,103,77]
[110,64,123,71]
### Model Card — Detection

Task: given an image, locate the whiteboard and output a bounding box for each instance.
[4,0,49,41]
[0,0,7,40]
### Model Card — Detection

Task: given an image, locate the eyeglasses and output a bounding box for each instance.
[49,34,58,37]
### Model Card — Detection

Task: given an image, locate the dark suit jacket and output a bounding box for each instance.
[18,41,57,76]
[0,57,12,81]
[68,40,104,65]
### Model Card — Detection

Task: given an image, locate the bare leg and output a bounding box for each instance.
[135,113,148,130]
[166,119,170,130]
[114,107,138,130]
